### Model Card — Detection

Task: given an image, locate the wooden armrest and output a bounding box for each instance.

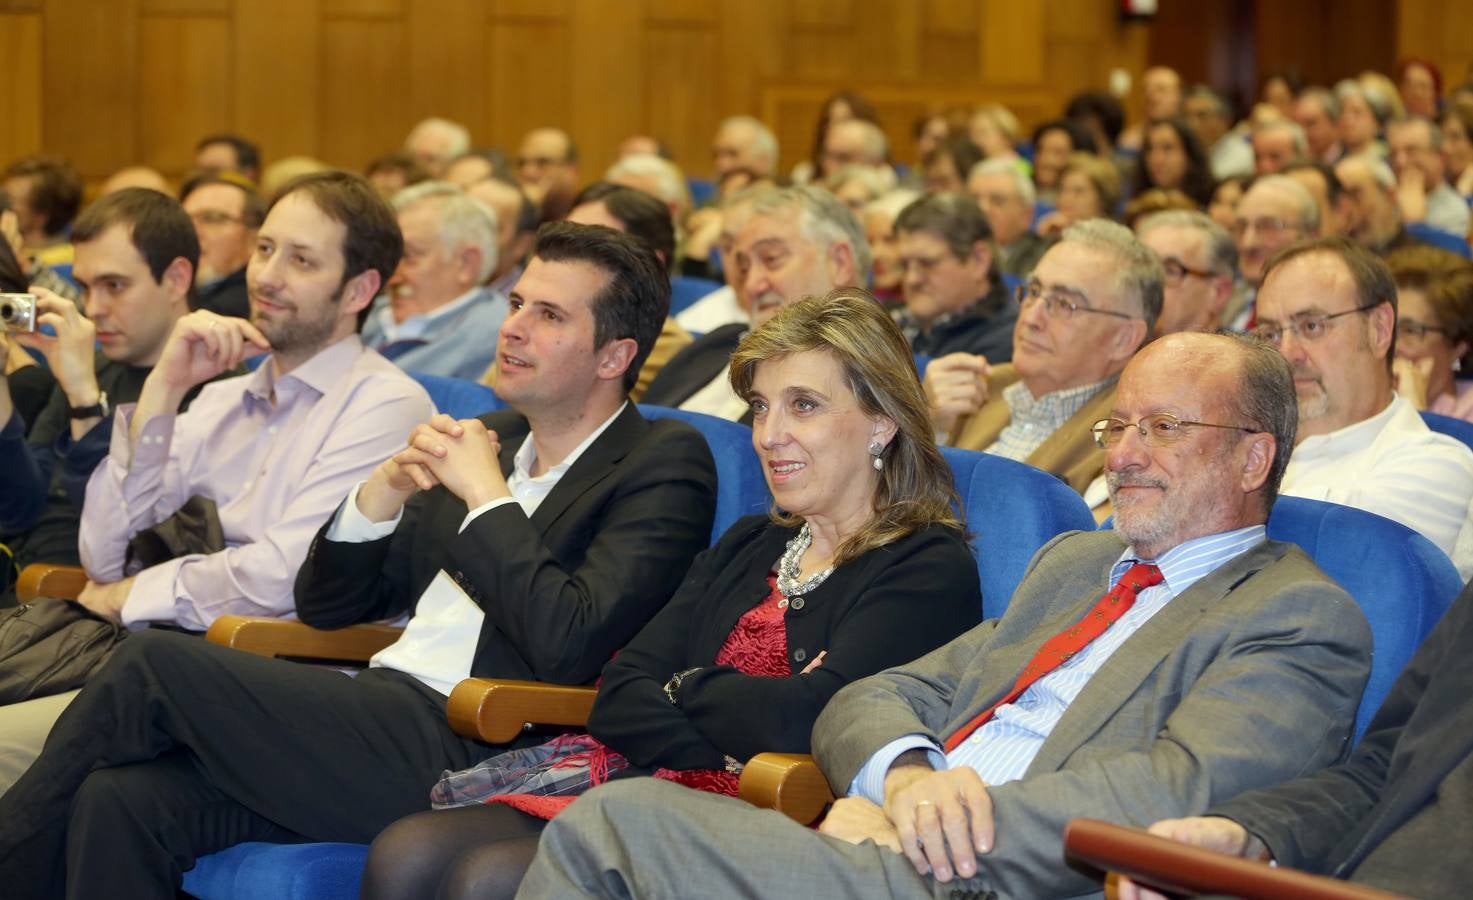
[446,678,598,743]
[204,615,403,665]
[738,752,835,825]
[1063,818,1402,900]
[16,564,89,602]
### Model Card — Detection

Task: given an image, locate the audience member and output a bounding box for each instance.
[1122,188,1200,229]
[0,172,436,790]
[358,291,983,900]
[194,133,261,184]
[1183,86,1253,179]
[517,330,1373,900]
[1336,79,1390,159]
[179,171,264,318]
[1119,65,1183,152]
[444,149,510,190]
[466,177,538,297]
[1259,69,1302,117]
[1440,99,1473,197]
[1234,175,1320,306]
[858,188,920,307]
[893,193,1015,361]
[1252,118,1308,175]
[99,166,170,196]
[821,119,891,183]
[1252,236,1473,570]
[1134,118,1215,207]
[0,222,719,898]
[1336,154,1430,255]
[361,181,505,380]
[365,152,429,200]
[795,89,879,184]
[711,116,779,179]
[911,111,952,168]
[672,188,761,333]
[1386,245,1473,419]
[1294,87,1345,164]
[924,219,1157,493]
[1206,174,1250,232]
[1137,210,1237,334]
[404,117,472,179]
[828,165,891,213]
[1397,58,1443,119]
[605,153,692,227]
[1120,579,1473,900]
[1386,116,1471,236]
[616,135,666,159]
[967,103,1022,162]
[1029,119,1096,204]
[1065,90,1127,166]
[516,127,581,221]
[1036,152,1122,237]
[641,185,868,419]
[259,155,330,198]
[1282,159,1343,236]
[921,135,983,195]
[2,155,83,274]
[968,158,1050,278]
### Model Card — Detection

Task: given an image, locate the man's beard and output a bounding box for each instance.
[252,286,343,359]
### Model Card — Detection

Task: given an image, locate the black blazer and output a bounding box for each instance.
[639,323,746,409]
[294,404,718,685]
[1213,581,1473,884]
[586,516,982,770]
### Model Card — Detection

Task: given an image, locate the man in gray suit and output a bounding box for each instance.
[515,330,1374,900]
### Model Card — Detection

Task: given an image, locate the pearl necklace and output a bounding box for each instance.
[776,523,834,605]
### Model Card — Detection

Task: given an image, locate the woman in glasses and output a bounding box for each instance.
[1386,245,1473,421]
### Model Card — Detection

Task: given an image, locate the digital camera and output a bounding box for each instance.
[0,293,37,333]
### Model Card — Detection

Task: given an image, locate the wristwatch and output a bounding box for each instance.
[68,391,109,420]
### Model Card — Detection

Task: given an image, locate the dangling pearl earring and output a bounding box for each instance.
[868,440,883,471]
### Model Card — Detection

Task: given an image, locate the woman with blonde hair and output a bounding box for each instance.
[361,289,981,900]
[1037,152,1121,236]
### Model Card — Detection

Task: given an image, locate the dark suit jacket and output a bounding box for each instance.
[639,323,745,409]
[587,517,981,770]
[193,267,251,319]
[813,530,1372,899]
[908,281,1018,363]
[294,404,718,685]
[1213,582,1473,894]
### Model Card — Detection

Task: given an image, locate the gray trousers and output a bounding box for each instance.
[515,778,1003,900]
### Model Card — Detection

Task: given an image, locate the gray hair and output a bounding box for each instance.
[748,184,872,283]
[1186,84,1231,118]
[391,180,499,282]
[1387,115,1444,149]
[1216,331,1298,512]
[1255,119,1308,155]
[1136,209,1238,277]
[405,117,471,158]
[1248,174,1320,232]
[834,119,889,163]
[605,153,693,217]
[1299,86,1341,121]
[1338,153,1397,192]
[969,157,1036,207]
[1336,79,1394,125]
[718,116,779,171]
[1060,218,1163,327]
[863,188,923,223]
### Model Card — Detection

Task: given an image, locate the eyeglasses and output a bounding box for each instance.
[189,210,243,227]
[1091,414,1262,449]
[1160,258,1218,287]
[1249,304,1381,344]
[1015,281,1137,322]
[1232,216,1294,239]
[1397,317,1448,341]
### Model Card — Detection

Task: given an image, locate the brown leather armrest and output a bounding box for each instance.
[446,678,598,743]
[738,752,835,825]
[204,615,403,665]
[1063,818,1403,900]
[16,564,89,602]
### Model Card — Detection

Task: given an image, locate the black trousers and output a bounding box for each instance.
[0,629,489,900]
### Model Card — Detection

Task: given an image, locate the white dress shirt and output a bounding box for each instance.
[326,402,627,696]
[674,284,747,334]
[848,526,1267,802]
[1280,393,1473,573]
[678,365,750,421]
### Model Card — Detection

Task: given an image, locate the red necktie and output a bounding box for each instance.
[942,562,1164,753]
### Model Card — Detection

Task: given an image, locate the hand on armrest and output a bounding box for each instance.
[17,563,89,602]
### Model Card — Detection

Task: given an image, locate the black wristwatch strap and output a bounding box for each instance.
[68,391,108,420]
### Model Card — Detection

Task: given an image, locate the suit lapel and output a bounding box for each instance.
[526,404,644,532]
[1025,541,1286,776]
[1026,380,1115,493]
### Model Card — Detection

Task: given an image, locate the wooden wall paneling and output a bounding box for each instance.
[786,19,860,83]
[42,0,141,178]
[486,16,571,149]
[317,16,411,170]
[0,13,44,165]
[790,0,852,29]
[855,1,918,83]
[140,0,229,13]
[321,0,404,18]
[491,0,570,17]
[139,15,232,175]
[646,0,716,25]
[568,0,645,178]
[0,0,40,10]
[980,0,1044,84]
[407,0,490,145]
[920,0,979,84]
[233,0,321,165]
[644,23,720,177]
[715,0,783,126]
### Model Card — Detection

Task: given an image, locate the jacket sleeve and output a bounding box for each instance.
[451,421,717,684]
[0,413,47,530]
[295,488,428,628]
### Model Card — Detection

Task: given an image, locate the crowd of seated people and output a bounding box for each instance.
[1,57,1473,899]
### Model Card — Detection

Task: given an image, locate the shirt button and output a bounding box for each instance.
[242,481,253,491]
[790,598,805,611]
[268,426,279,435]
[794,649,807,663]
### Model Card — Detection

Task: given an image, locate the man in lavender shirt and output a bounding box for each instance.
[0,171,434,789]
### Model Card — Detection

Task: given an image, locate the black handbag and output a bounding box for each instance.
[0,598,127,704]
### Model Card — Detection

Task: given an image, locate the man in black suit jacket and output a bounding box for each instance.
[0,223,719,899]
[1122,579,1473,900]
[640,184,869,418]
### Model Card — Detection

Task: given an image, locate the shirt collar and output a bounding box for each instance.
[1003,376,1114,430]
[511,401,629,483]
[373,287,486,343]
[242,334,364,408]
[1293,393,1401,458]
[1111,524,1268,596]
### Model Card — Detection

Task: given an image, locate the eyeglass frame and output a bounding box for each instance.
[1159,257,1220,287]
[188,209,246,228]
[1395,317,1449,341]
[1091,413,1263,449]
[1249,302,1384,345]
[1014,279,1138,322]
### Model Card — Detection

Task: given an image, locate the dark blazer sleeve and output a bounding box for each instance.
[0,413,46,530]
[1209,584,1471,873]
[294,490,428,628]
[590,522,983,770]
[452,418,717,684]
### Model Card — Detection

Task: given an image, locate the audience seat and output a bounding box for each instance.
[670,275,723,318]
[406,372,503,417]
[638,405,769,543]
[1420,410,1473,452]
[1406,222,1473,259]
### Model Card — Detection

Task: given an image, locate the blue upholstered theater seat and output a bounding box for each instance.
[1421,410,1473,452]
[406,372,504,417]
[669,275,723,318]
[637,405,770,543]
